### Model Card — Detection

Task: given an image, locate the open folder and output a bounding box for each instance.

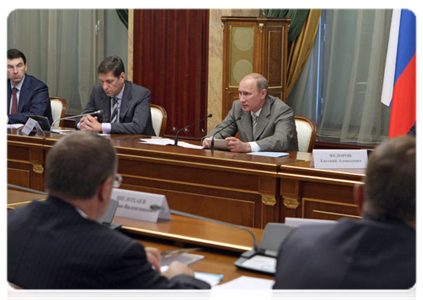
[234,223,293,275]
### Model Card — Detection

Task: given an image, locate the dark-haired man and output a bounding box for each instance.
[8,131,209,289]
[273,136,416,289]
[203,73,298,152]
[78,55,155,135]
[7,48,52,124]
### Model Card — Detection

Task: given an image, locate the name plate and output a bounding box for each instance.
[112,188,171,223]
[21,118,45,137]
[311,149,368,169]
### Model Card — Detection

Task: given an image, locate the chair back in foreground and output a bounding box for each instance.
[150,104,168,137]
[50,97,67,128]
[5,281,38,300]
[294,116,317,153]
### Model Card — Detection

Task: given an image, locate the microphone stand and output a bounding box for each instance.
[173,114,213,146]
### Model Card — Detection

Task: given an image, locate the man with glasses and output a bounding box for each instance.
[8,131,210,289]
[7,48,52,124]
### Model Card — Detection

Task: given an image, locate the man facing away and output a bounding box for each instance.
[203,73,298,152]
[77,55,156,135]
[8,131,209,289]
[7,48,52,124]
[273,136,416,289]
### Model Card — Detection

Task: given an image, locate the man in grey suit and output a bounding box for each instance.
[8,131,210,289]
[78,56,156,135]
[273,136,416,289]
[203,73,298,152]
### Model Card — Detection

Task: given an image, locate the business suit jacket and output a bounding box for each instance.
[208,95,298,152]
[7,75,52,124]
[8,196,210,289]
[79,80,156,135]
[273,215,416,289]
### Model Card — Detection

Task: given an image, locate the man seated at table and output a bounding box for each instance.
[203,73,298,152]
[8,131,209,289]
[273,136,416,289]
[7,48,52,124]
[77,55,156,135]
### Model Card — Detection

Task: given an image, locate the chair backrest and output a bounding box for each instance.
[294,116,317,153]
[150,104,167,137]
[50,97,67,127]
[5,281,38,300]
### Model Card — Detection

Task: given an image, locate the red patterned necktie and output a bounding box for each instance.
[11,87,18,114]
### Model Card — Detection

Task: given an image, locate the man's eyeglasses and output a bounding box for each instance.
[113,174,122,188]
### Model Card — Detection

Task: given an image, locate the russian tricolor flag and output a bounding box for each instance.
[381,9,416,138]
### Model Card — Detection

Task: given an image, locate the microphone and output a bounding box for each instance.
[173,114,213,146]
[51,110,103,128]
[150,204,258,252]
[210,116,241,150]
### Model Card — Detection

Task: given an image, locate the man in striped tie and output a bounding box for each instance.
[78,56,155,135]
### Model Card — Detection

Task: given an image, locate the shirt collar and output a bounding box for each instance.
[251,108,262,117]
[114,84,125,101]
[10,75,26,91]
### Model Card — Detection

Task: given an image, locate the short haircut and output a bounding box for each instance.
[97,55,125,78]
[364,136,416,222]
[46,131,117,200]
[243,73,268,96]
[7,48,26,64]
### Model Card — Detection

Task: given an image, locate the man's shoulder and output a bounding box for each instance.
[24,74,48,89]
[125,81,150,95]
[266,95,291,110]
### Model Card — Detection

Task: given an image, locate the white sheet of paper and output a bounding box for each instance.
[7,124,24,129]
[240,255,277,273]
[247,152,289,158]
[210,276,275,300]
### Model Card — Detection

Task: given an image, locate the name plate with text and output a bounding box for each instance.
[21,118,45,137]
[112,188,171,223]
[311,149,368,169]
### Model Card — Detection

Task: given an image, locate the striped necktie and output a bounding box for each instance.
[110,96,118,123]
[252,113,258,139]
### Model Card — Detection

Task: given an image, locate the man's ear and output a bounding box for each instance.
[353,183,365,216]
[98,177,113,212]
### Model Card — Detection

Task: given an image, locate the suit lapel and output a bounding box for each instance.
[240,110,254,141]
[7,81,11,113]
[18,76,30,113]
[119,81,131,121]
[254,97,271,140]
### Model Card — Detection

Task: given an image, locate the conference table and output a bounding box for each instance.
[7,128,365,229]
[7,189,272,284]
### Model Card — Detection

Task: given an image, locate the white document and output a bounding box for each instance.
[7,124,24,129]
[210,276,275,300]
[140,138,202,149]
[247,152,289,158]
[112,189,171,223]
[240,255,277,274]
[284,217,337,227]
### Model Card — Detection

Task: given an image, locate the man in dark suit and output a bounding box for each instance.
[8,131,209,289]
[273,136,416,289]
[7,48,52,124]
[203,73,298,152]
[77,56,155,135]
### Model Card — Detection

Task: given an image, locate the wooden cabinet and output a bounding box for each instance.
[221,17,290,117]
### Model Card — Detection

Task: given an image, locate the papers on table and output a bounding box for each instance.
[239,255,277,274]
[50,129,75,134]
[212,276,274,300]
[140,138,203,149]
[247,152,289,157]
[7,124,24,129]
[195,272,223,287]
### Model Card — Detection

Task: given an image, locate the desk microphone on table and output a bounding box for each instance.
[50,110,103,128]
[172,114,213,146]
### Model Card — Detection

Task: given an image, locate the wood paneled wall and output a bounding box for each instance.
[133,9,209,140]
